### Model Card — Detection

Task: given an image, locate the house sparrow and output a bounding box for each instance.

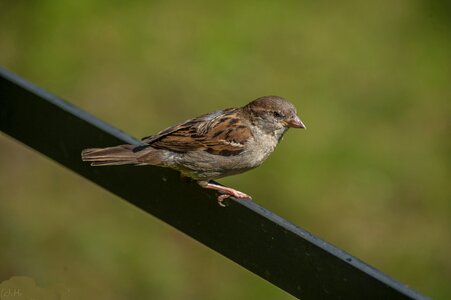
[81,95,305,206]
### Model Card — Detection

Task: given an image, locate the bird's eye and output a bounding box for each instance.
[273,111,284,118]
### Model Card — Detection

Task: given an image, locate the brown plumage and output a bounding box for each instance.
[81,95,305,206]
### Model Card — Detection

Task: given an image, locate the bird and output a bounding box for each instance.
[81,95,305,206]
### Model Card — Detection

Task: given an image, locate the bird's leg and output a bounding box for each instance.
[197,180,252,207]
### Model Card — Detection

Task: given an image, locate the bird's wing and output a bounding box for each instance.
[138,108,253,156]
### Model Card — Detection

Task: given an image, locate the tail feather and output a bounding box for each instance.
[81,145,138,166]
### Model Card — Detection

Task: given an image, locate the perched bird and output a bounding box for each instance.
[81,95,305,206]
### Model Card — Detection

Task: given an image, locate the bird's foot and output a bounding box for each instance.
[217,189,252,207]
[198,181,252,207]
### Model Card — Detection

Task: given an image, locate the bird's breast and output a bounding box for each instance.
[245,126,284,167]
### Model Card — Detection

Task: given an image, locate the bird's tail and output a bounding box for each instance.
[81,145,139,166]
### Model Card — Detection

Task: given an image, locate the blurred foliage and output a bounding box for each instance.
[1,0,450,299]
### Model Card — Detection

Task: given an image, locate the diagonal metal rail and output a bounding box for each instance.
[0,68,429,300]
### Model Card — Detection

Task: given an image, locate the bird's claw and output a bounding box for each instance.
[217,194,230,207]
[198,180,252,207]
[217,191,252,207]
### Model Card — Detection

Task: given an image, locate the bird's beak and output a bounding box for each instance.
[286,115,306,129]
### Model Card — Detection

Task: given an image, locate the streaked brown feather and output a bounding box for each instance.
[139,108,252,156]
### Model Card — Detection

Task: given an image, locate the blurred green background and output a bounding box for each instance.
[1,0,450,299]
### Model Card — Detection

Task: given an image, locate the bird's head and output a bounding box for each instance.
[244,96,305,134]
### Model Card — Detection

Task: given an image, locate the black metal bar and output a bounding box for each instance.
[0,68,429,300]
